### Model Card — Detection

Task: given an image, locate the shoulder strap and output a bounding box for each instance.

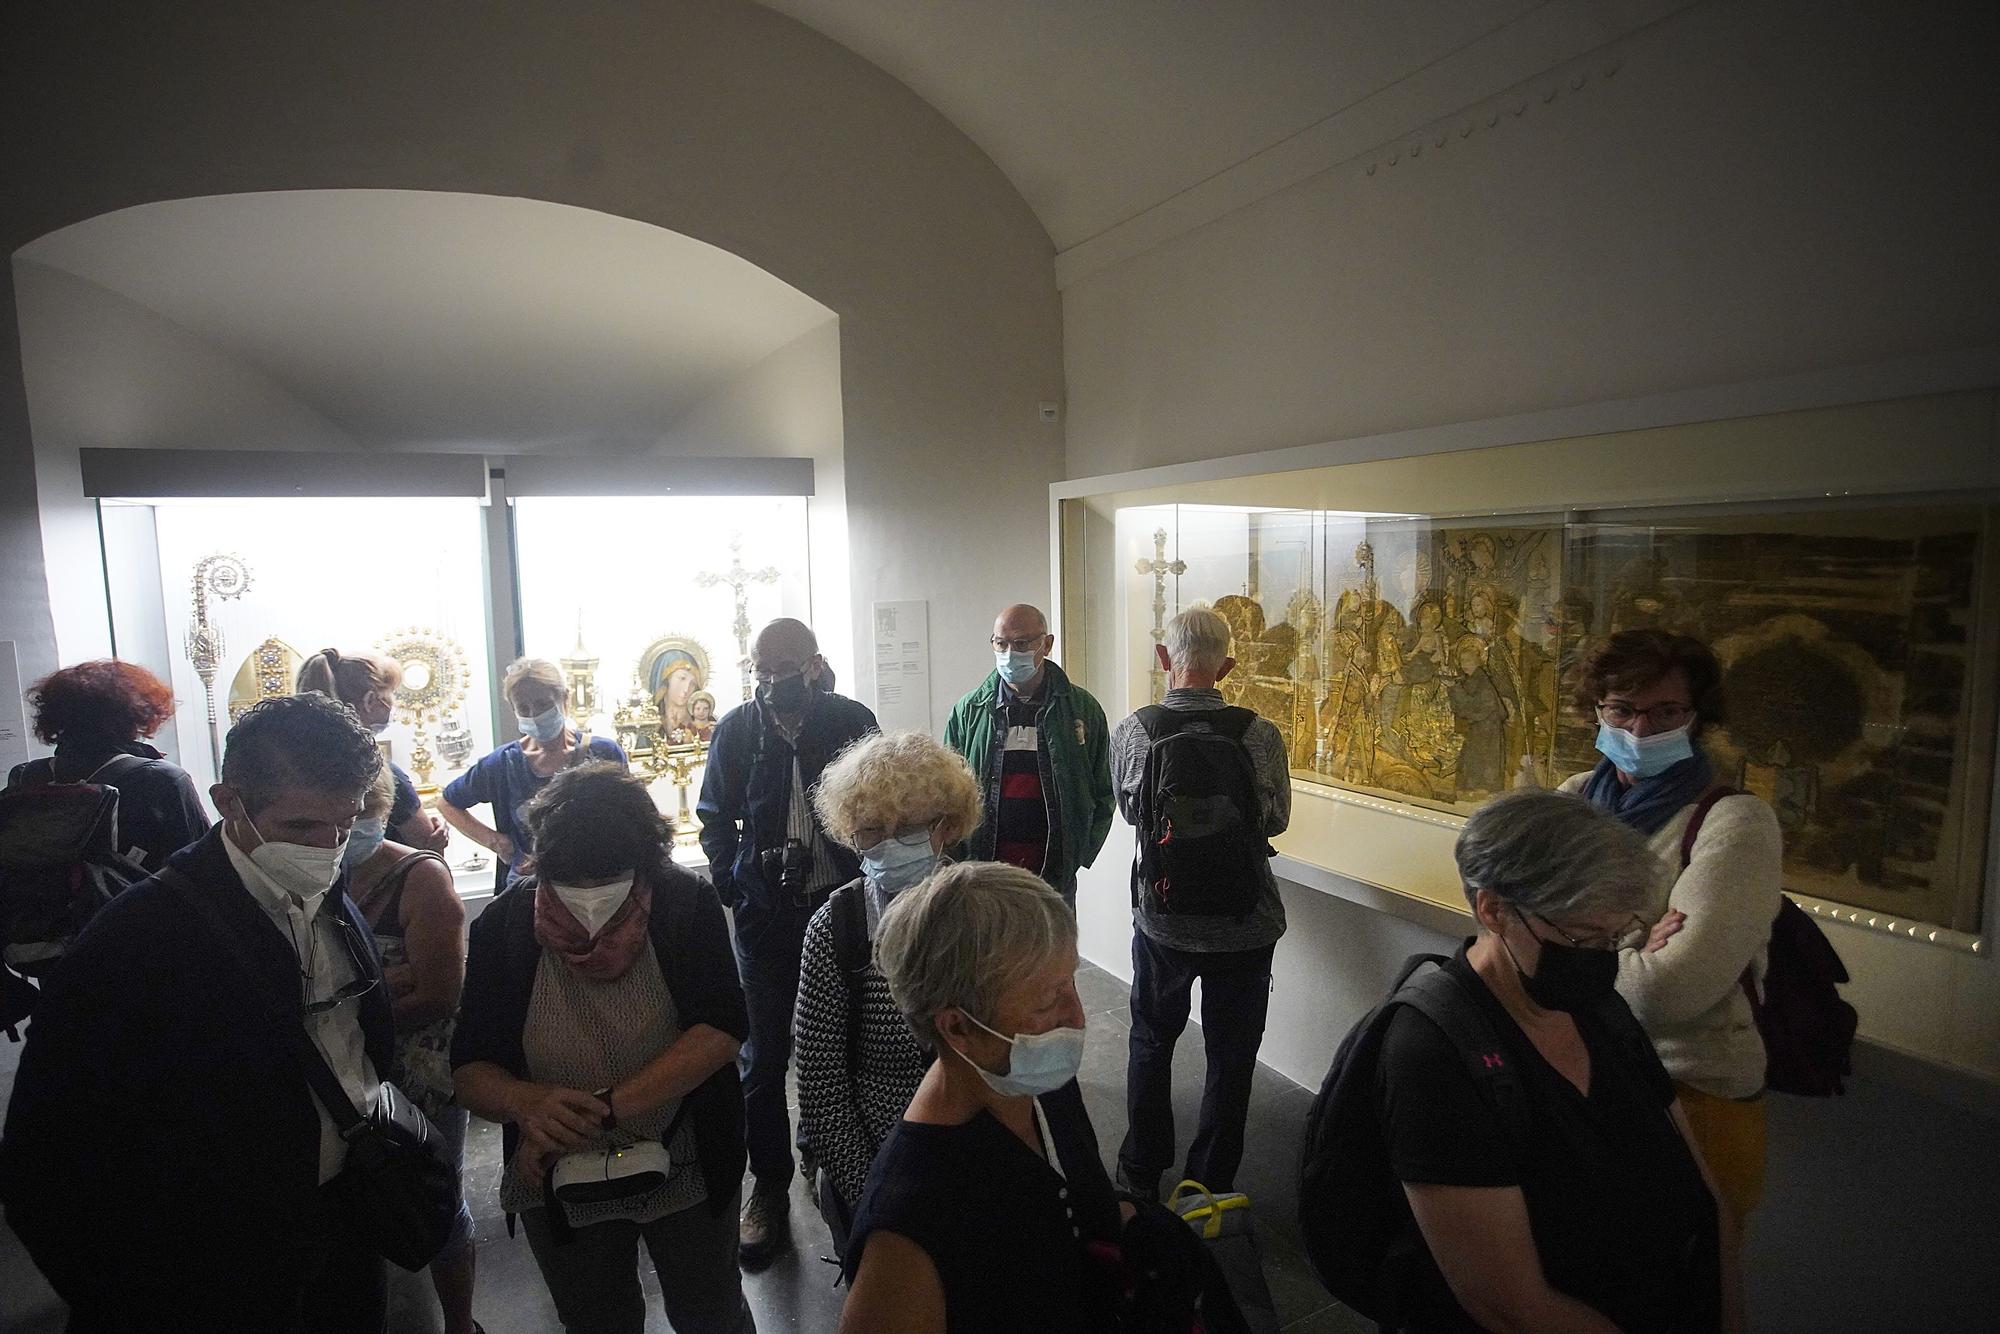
[353,849,449,921]
[1209,706,1258,741]
[161,865,368,1134]
[8,758,55,790]
[84,753,148,785]
[1134,704,1173,740]
[1393,962,1530,1146]
[1679,785,1741,870]
[830,881,871,979]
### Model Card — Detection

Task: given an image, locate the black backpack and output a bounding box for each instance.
[1133,706,1267,917]
[1681,789,1858,1096]
[1295,953,1530,1322]
[0,755,151,1035]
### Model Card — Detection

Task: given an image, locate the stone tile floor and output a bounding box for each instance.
[1,960,1357,1332]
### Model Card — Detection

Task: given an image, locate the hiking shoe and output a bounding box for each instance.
[739,1185,793,1269]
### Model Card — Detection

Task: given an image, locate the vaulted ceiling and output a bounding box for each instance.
[18,191,835,450]
[759,0,1544,250]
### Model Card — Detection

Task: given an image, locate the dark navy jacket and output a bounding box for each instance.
[0,826,394,1322]
[695,690,877,911]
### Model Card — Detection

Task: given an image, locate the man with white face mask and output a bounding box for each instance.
[1,693,398,1333]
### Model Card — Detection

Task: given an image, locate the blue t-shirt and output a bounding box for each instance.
[441,734,628,886]
[388,762,422,833]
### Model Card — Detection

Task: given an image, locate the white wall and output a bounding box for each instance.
[0,0,1064,734]
[658,321,857,683]
[1062,0,2000,478]
[13,260,359,667]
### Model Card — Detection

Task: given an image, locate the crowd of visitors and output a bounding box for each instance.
[0,609,1779,1332]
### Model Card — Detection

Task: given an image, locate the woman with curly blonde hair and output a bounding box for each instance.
[794,730,982,1253]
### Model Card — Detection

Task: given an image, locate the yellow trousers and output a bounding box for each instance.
[1674,1081,1767,1223]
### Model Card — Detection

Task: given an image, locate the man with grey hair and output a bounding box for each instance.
[1110,605,1292,1199]
[2,693,399,1330]
[944,603,1115,908]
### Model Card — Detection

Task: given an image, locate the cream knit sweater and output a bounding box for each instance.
[1560,773,1784,1099]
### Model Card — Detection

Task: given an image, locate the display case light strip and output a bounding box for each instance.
[1293,781,1988,956]
[1795,896,1983,956]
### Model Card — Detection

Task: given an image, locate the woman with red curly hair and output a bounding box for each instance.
[8,659,211,870]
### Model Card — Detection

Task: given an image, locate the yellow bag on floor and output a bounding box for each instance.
[1169,1180,1253,1240]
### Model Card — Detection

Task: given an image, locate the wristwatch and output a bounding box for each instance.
[593,1086,618,1131]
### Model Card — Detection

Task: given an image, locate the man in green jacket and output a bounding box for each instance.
[944,603,1115,907]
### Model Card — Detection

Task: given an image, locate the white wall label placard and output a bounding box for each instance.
[0,641,29,776]
[871,600,931,734]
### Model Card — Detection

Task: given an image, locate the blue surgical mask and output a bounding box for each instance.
[860,826,938,899]
[955,1012,1086,1098]
[517,705,566,743]
[995,648,1041,688]
[1595,721,1695,779]
[342,816,387,870]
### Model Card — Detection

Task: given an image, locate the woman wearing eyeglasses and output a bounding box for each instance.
[795,731,981,1255]
[1374,791,1730,1333]
[346,766,478,1334]
[1560,628,1782,1238]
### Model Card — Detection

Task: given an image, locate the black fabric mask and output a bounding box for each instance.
[760,673,811,714]
[1506,907,1619,1013]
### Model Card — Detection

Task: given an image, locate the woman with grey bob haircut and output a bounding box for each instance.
[838,863,1126,1334]
[1364,790,1736,1333]
[1454,786,1661,920]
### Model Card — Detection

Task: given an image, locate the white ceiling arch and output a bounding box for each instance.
[758,0,1547,250]
[16,189,837,450]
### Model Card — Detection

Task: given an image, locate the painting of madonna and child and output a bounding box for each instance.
[1144,502,1994,934]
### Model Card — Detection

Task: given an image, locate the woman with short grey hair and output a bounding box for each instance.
[838,862,1124,1334]
[1371,790,1733,1333]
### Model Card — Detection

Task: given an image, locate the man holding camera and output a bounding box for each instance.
[697,618,876,1266]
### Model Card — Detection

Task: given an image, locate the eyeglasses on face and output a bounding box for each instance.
[852,818,942,849]
[991,636,1045,653]
[1522,908,1648,953]
[1596,700,1694,730]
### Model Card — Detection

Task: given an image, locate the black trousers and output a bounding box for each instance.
[731,898,817,1190]
[1117,931,1275,1196]
[64,1184,386,1334]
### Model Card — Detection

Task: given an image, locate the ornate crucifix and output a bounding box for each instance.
[1134,527,1186,704]
[695,534,780,702]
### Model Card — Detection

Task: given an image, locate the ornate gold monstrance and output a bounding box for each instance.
[376,628,469,794]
